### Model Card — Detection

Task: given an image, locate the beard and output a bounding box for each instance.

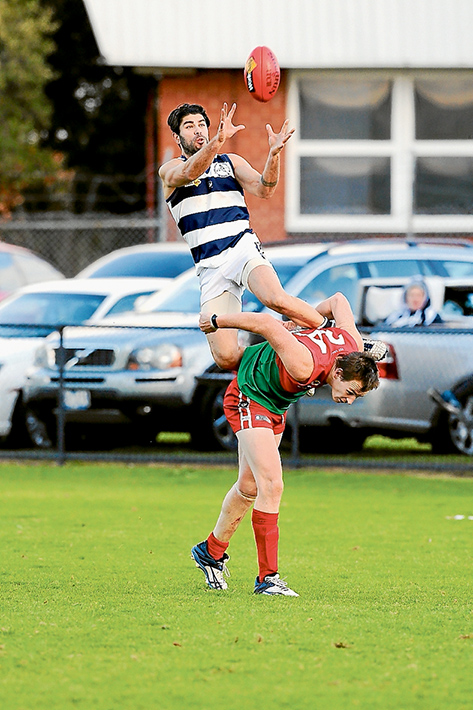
[179,135,207,156]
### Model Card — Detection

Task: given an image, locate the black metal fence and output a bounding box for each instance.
[0,322,471,473]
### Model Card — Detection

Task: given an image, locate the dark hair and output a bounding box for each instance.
[167,104,210,134]
[336,352,379,392]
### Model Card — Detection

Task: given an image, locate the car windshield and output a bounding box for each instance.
[0,292,106,337]
[242,259,304,312]
[138,276,201,313]
[84,251,194,279]
[137,257,308,315]
[105,291,156,316]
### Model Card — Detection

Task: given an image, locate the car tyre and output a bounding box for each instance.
[432,383,473,455]
[191,384,237,452]
[25,409,54,449]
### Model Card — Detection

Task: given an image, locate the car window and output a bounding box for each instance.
[84,251,194,279]
[141,283,201,313]
[297,263,360,307]
[104,291,155,316]
[0,292,106,327]
[365,259,433,278]
[442,286,473,317]
[439,260,473,278]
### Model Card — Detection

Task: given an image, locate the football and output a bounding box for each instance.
[244,46,280,103]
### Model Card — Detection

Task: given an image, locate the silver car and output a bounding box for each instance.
[23,238,473,452]
[21,245,324,449]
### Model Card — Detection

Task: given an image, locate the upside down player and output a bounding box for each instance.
[192,292,380,596]
[159,101,327,371]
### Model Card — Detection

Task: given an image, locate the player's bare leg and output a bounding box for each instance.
[247,264,324,330]
[213,449,257,542]
[191,441,256,590]
[237,427,299,595]
[237,428,284,512]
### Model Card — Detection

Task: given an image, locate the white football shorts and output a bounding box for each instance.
[199,232,273,306]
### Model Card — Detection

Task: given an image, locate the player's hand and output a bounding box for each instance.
[281,320,299,332]
[267,119,295,155]
[199,313,216,334]
[216,102,245,144]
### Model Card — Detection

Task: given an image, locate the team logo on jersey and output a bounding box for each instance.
[212,162,233,178]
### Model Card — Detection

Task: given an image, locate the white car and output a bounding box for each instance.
[76,241,194,281]
[0,278,164,446]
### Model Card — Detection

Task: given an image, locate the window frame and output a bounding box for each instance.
[286,69,473,234]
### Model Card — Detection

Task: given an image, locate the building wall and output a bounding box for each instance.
[158,70,288,243]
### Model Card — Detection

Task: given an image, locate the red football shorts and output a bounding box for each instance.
[223,378,286,435]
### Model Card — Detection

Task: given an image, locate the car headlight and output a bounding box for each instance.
[127,343,183,371]
[33,344,56,369]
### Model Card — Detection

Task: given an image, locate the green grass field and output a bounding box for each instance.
[1,461,472,710]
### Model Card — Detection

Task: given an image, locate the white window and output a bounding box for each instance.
[286,71,473,234]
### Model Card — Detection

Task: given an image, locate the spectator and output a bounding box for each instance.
[384,279,442,327]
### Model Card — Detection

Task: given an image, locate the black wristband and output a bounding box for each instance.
[261,176,278,188]
[210,314,219,330]
[318,316,329,329]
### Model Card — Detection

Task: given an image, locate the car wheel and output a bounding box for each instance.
[25,409,54,449]
[191,385,237,452]
[433,386,473,456]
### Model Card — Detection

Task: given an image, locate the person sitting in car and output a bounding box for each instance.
[383,278,443,327]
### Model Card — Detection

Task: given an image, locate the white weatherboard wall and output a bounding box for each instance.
[83,0,473,69]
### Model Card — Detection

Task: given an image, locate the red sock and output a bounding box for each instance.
[207,532,229,561]
[252,509,279,581]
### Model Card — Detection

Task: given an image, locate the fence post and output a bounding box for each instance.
[56,326,66,465]
[290,400,301,468]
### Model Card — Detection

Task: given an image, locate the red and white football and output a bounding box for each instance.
[244,46,280,103]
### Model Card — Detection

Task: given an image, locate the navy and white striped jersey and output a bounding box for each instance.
[166,154,254,273]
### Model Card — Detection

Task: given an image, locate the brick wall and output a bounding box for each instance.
[158,69,288,243]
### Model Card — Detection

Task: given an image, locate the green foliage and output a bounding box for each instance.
[1,462,472,709]
[39,0,152,214]
[0,0,60,214]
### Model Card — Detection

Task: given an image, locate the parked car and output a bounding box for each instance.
[76,242,195,284]
[0,241,64,301]
[21,243,324,449]
[0,278,164,447]
[22,238,473,453]
[291,276,473,455]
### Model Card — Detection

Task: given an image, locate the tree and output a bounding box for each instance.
[0,0,61,217]
[39,0,153,214]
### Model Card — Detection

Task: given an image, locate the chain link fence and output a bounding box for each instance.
[0,322,470,472]
[0,212,167,277]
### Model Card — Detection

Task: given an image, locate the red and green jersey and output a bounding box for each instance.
[236,327,359,415]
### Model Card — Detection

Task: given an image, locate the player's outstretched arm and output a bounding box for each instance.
[315,292,363,351]
[231,119,294,199]
[200,312,314,382]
